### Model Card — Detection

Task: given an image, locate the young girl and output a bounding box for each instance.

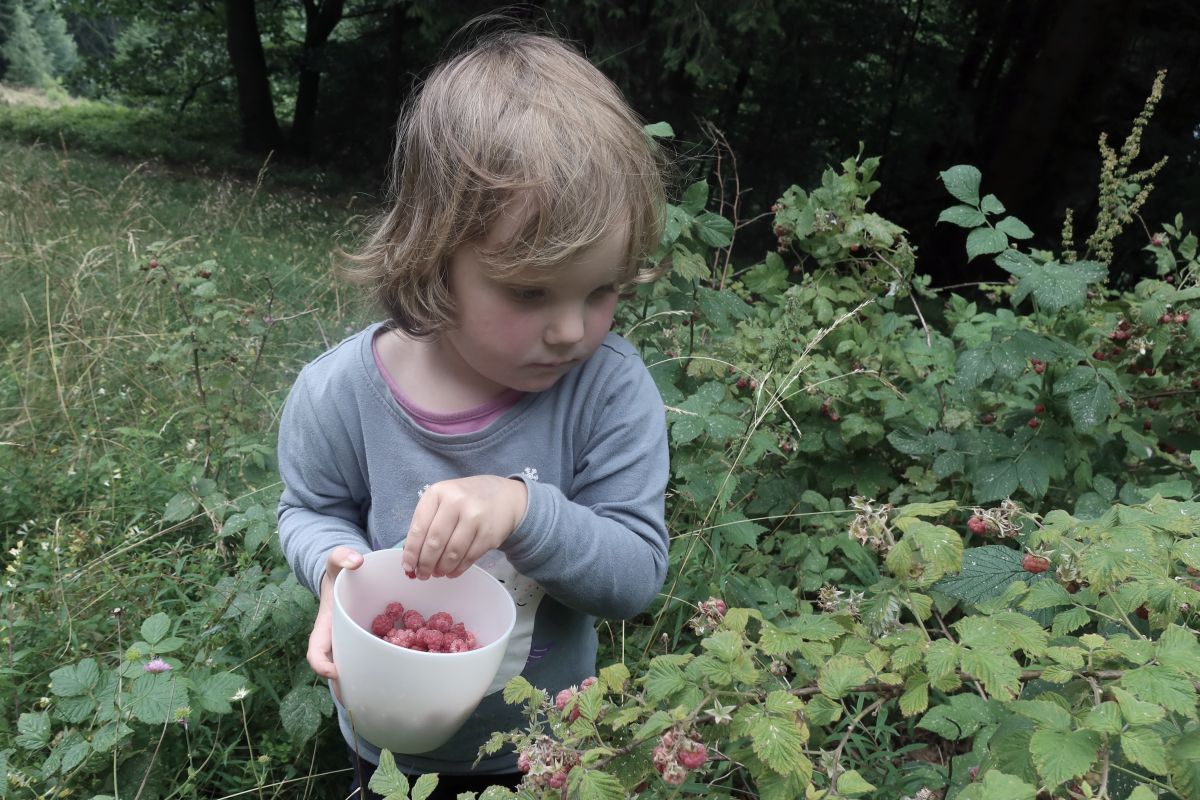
[276,28,670,797]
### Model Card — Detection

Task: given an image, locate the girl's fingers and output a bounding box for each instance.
[432,523,479,577]
[413,499,459,579]
[447,536,497,578]
[403,492,438,576]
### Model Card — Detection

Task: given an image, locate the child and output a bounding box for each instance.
[276,27,671,797]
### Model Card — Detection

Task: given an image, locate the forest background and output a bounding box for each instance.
[3,2,1200,800]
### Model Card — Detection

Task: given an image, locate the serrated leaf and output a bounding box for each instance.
[140,613,170,645]
[980,194,1006,215]
[899,679,929,716]
[957,771,1036,800]
[938,204,987,228]
[16,711,50,750]
[502,675,539,706]
[644,657,691,701]
[1168,727,1200,800]
[1068,381,1112,430]
[817,655,872,699]
[940,165,982,205]
[598,662,630,694]
[967,227,1009,260]
[1120,666,1197,718]
[956,348,996,388]
[919,693,994,739]
[279,685,332,743]
[694,212,734,248]
[50,658,100,697]
[162,492,198,522]
[194,671,247,714]
[90,721,133,753]
[972,460,1019,503]
[996,216,1034,239]
[368,749,410,799]
[1030,728,1100,787]
[959,648,1021,699]
[749,715,809,775]
[1081,702,1122,734]
[996,254,1107,313]
[643,121,674,138]
[128,673,182,724]
[834,770,875,796]
[934,545,1027,605]
[1122,728,1169,774]
[566,767,625,800]
[410,773,438,800]
[1052,606,1091,636]
[680,180,709,215]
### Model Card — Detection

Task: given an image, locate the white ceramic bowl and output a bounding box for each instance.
[331,548,516,754]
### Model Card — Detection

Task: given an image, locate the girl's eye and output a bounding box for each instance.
[591,284,618,299]
[508,287,545,303]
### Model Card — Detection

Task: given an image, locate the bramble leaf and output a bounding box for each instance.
[1029,728,1100,787]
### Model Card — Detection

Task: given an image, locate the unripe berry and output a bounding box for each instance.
[1176,312,1190,324]
[148,258,159,269]
[1160,313,1173,324]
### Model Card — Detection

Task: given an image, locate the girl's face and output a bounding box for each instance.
[438,224,627,395]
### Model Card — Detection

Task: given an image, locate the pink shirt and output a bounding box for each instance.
[372,333,523,434]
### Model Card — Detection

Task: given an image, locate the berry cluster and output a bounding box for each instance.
[554,676,597,723]
[516,734,581,790]
[963,499,1023,539]
[369,601,478,653]
[688,596,728,635]
[652,728,708,786]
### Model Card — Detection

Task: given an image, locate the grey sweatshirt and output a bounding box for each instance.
[276,322,669,773]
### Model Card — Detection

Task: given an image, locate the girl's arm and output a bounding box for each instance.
[501,351,670,619]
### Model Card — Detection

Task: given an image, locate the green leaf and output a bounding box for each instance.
[194,671,247,714]
[129,673,183,724]
[1010,699,1071,731]
[368,750,411,800]
[972,460,1019,503]
[644,656,691,701]
[501,675,539,706]
[1122,728,1169,774]
[899,679,929,716]
[694,212,734,248]
[680,180,709,215]
[996,254,1108,313]
[49,658,100,697]
[598,662,630,694]
[938,205,987,228]
[957,771,1036,800]
[1067,381,1112,430]
[162,492,198,522]
[996,216,1034,239]
[1030,728,1100,788]
[959,648,1022,699]
[967,227,1009,260]
[834,769,875,796]
[749,715,810,775]
[940,165,982,205]
[410,773,438,800]
[16,711,50,750]
[566,768,625,800]
[140,613,170,646]
[918,694,995,739]
[1168,727,1200,800]
[934,545,1027,605]
[980,194,1006,215]
[1120,666,1197,718]
[90,721,133,753]
[817,655,873,700]
[279,686,332,743]
[643,121,674,138]
[956,347,997,388]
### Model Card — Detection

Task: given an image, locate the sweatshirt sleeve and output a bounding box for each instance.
[276,371,373,594]
[500,351,669,619]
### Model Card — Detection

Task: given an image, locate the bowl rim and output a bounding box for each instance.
[332,552,518,658]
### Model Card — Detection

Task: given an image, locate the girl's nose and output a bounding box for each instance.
[544,304,585,346]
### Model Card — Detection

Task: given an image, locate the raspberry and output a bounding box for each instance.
[980,412,995,424]
[1027,417,1040,429]
[1160,313,1173,324]
[371,614,395,636]
[1176,312,1190,324]
[661,763,688,786]
[580,676,597,690]
[402,610,425,630]
[385,601,404,619]
[967,515,988,535]
[555,688,575,711]
[1034,404,1045,414]
[419,628,445,650]
[427,612,453,632]
[548,771,568,789]
[713,598,727,617]
[447,639,470,653]
[517,752,531,773]
[1022,554,1050,574]
[676,741,708,769]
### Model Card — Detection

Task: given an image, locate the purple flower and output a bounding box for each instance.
[144,658,172,674]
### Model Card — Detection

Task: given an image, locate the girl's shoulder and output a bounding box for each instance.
[291,323,382,397]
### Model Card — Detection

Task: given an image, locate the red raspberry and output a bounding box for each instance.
[1027,417,1040,429]
[549,771,568,789]
[661,763,688,786]
[1033,363,1045,374]
[448,639,470,653]
[1135,605,1149,620]
[555,688,575,711]
[967,515,988,535]
[1022,554,1050,574]
[980,412,995,424]
[1111,329,1130,341]
[713,598,727,617]
[371,614,395,636]
[419,628,445,650]
[517,752,531,773]
[1151,234,1163,246]
[427,612,453,632]
[1176,312,1190,324]
[1143,420,1153,432]
[1093,350,1108,360]
[676,741,708,770]
[1160,313,1173,324]
[1034,404,1045,414]
[385,602,404,619]
[403,610,425,630]
[465,632,477,649]
[580,676,597,690]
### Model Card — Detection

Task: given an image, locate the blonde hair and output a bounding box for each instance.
[343,29,668,338]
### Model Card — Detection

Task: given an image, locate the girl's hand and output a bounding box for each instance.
[306,546,364,679]
[402,475,528,580]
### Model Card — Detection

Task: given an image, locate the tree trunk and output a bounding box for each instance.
[290,0,345,157]
[223,0,281,154]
